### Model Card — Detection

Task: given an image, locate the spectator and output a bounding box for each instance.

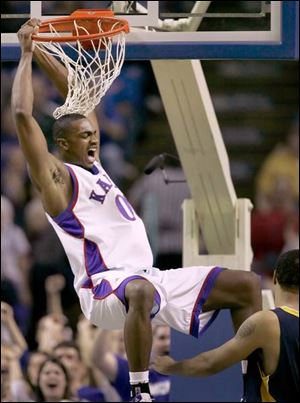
[53,341,88,397]
[1,301,28,355]
[53,340,117,402]
[1,301,29,402]
[76,316,121,402]
[26,351,49,390]
[256,118,299,207]
[1,195,32,321]
[129,167,190,268]
[252,119,299,285]
[149,325,171,402]
[23,197,79,349]
[1,147,29,220]
[45,274,66,317]
[92,326,171,401]
[2,344,32,402]
[35,357,73,402]
[35,314,72,355]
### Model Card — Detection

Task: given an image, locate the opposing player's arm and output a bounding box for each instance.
[154,311,277,377]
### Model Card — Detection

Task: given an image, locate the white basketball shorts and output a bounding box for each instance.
[78,265,224,338]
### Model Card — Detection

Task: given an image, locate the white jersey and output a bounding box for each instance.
[46,162,153,294]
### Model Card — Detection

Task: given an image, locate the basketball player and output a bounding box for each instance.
[12,19,262,402]
[154,249,299,402]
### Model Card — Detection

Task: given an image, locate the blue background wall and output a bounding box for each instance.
[170,310,243,402]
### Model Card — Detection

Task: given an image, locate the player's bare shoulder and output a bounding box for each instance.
[255,309,280,330]
[237,310,280,347]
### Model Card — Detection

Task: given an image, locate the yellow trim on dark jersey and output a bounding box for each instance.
[280,306,299,317]
[258,306,298,401]
[244,306,299,402]
[258,366,276,402]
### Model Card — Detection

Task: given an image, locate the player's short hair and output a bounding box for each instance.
[52,113,86,143]
[274,249,299,290]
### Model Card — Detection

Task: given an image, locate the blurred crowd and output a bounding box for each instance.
[251,118,299,288]
[1,297,171,402]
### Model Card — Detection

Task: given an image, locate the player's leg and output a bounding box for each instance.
[202,270,262,331]
[124,279,156,401]
[124,279,156,369]
[84,271,164,401]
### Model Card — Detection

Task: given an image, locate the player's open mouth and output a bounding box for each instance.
[87,149,96,163]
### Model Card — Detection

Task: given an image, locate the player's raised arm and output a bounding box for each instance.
[11,19,71,216]
[12,20,51,180]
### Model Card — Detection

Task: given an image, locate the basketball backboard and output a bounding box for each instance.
[1,1,299,60]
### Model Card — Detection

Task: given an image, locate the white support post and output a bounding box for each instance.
[182,198,253,270]
[152,59,238,254]
[152,58,261,276]
[262,289,275,310]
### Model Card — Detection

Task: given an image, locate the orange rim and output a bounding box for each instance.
[31,12,129,43]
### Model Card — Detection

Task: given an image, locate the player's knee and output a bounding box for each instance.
[125,280,155,311]
[238,271,261,307]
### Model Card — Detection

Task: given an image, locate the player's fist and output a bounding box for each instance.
[17,18,41,53]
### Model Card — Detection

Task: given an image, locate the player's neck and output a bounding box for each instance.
[64,160,98,174]
[275,288,299,311]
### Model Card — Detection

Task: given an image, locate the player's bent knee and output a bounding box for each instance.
[245,271,261,293]
[125,279,156,308]
[238,271,262,306]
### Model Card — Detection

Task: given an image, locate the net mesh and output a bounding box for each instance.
[33,19,126,119]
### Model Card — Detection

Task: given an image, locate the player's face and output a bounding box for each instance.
[63,118,99,168]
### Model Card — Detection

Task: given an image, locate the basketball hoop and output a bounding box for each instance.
[32,10,129,119]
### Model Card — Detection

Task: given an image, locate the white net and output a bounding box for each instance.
[33,19,126,119]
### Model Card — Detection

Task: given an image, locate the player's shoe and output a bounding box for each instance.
[130,393,153,402]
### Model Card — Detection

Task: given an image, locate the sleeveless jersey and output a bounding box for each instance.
[46,162,153,294]
[243,306,299,402]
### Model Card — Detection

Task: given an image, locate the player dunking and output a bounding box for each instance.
[12,19,262,402]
